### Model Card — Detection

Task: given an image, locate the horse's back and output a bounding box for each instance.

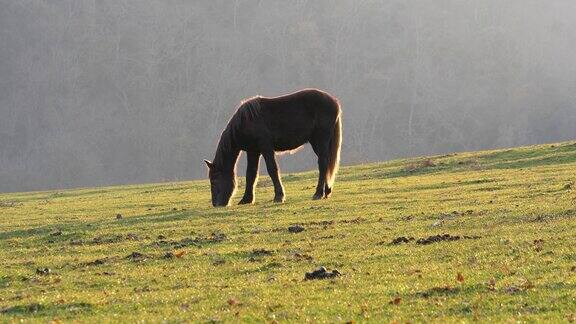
[262,88,338,111]
[256,89,340,151]
[261,89,339,123]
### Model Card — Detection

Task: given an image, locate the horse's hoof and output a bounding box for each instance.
[273,196,285,203]
[312,193,323,200]
[324,187,332,198]
[238,198,254,205]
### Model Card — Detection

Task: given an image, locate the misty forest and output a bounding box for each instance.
[2,0,576,193]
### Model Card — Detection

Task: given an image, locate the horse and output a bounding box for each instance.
[204,88,342,207]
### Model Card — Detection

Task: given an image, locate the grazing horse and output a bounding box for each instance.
[204,88,342,207]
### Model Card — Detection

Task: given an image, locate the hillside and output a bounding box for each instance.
[1,141,575,322]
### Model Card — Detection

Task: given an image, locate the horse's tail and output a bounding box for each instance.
[326,110,342,188]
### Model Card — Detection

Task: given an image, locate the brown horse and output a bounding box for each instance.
[204,88,342,207]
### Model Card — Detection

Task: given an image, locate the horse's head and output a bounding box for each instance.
[204,160,236,207]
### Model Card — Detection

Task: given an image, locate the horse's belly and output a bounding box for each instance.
[273,132,311,152]
[274,142,306,152]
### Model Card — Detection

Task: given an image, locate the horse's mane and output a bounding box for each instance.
[238,95,262,121]
[213,96,262,170]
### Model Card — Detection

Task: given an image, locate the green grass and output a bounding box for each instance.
[1,141,576,323]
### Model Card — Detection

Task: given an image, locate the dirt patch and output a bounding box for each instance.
[85,258,109,266]
[153,232,227,249]
[293,253,314,262]
[533,239,544,252]
[80,233,141,245]
[91,235,122,244]
[200,232,226,243]
[126,252,147,262]
[1,303,43,314]
[456,159,480,167]
[160,251,186,259]
[212,258,226,266]
[126,233,139,240]
[404,159,436,172]
[69,239,84,246]
[400,215,414,221]
[390,236,415,245]
[417,285,459,298]
[503,279,534,294]
[302,220,335,227]
[388,234,481,246]
[416,234,481,245]
[248,249,274,262]
[0,201,20,208]
[288,225,305,233]
[287,249,314,262]
[341,217,366,224]
[281,218,363,234]
[35,268,51,276]
[168,238,201,249]
[251,249,274,257]
[532,215,550,222]
[417,234,461,245]
[305,266,341,280]
[163,252,175,259]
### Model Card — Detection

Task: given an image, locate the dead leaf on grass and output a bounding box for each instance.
[533,239,544,252]
[487,278,496,291]
[456,272,464,283]
[389,297,402,305]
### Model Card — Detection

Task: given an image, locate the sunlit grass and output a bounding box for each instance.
[1,141,575,322]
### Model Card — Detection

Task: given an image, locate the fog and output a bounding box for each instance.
[1,1,575,193]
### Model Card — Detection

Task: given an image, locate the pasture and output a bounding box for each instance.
[1,142,575,322]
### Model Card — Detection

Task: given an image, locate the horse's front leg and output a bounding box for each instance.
[263,151,285,203]
[239,151,260,204]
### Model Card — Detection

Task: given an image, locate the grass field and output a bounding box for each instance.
[1,142,576,323]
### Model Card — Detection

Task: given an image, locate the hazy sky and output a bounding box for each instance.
[1,1,575,192]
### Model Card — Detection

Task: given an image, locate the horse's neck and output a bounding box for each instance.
[217,148,240,173]
[214,132,240,173]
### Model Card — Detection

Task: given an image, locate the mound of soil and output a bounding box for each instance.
[388,234,481,246]
[390,236,415,245]
[288,225,305,233]
[251,249,274,256]
[126,252,147,261]
[416,234,481,245]
[416,234,461,245]
[305,266,341,280]
[86,258,108,266]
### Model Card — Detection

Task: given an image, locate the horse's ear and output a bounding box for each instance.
[204,159,214,169]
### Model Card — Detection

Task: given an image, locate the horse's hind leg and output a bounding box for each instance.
[311,136,330,200]
[313,155,328,200]
[262,151,285,203]
[324,183,332,198]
